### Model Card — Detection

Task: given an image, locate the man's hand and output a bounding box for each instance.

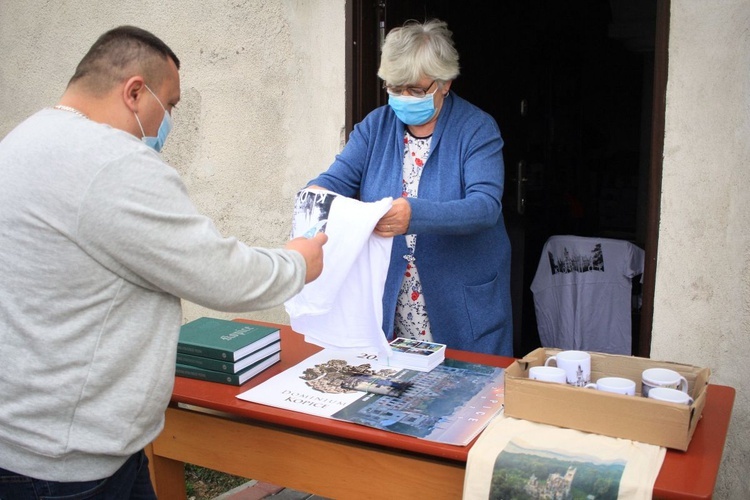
[285,232,328,283]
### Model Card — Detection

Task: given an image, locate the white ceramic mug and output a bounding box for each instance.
[648,387,694,405]
[584,376,636,395]
[529,365,567,384]
[544,350,591,387]
[641,368,688,397]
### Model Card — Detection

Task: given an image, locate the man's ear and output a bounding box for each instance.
[122,76,146,113]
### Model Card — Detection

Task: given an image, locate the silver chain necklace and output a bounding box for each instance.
[53,105,89,120]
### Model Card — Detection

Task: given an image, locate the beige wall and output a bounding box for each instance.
[1,0,748,497]
[653,2,750,498]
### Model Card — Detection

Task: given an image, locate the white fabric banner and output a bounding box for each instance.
[464,413,665,500]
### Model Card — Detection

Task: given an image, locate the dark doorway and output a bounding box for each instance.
[346,0,665,357]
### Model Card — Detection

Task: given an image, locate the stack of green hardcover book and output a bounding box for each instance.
[175,317,282,386]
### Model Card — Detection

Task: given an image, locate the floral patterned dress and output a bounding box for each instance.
[393,130,434,341]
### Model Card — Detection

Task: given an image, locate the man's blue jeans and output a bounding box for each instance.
[0,449,156,499]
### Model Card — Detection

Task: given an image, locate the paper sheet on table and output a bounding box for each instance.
[463,413,665,500]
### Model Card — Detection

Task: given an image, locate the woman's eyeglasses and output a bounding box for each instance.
[384,80,436,98]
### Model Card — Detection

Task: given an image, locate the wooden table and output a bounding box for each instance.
[147,321,735,499]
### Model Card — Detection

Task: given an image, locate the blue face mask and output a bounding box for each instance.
[134,84,172,152]
[388,92,437,126]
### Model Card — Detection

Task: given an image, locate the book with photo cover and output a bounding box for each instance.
[236,348,505,446]
[176,340,281,374]
[177,317,280,362]
[175,351,281,386]
[383,337,446,372]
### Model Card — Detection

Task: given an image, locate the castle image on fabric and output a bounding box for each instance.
[489,441,625,500]
[524,465,577,499]
[548,243,605,275]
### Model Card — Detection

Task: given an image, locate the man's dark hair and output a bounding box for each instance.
[68,26,180,95]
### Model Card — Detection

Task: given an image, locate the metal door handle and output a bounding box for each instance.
[517,160,528,215]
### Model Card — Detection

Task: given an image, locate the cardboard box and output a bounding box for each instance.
[504,348,711,451]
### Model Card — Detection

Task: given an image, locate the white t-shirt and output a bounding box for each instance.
[285,188,393,356]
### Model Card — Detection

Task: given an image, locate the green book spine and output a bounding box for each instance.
[175,352,281,386]
[177,317,280,361]
[175,341,281,373]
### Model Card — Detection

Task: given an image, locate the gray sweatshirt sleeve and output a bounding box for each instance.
[76,150,305,312]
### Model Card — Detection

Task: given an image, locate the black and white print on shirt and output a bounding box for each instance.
[547,243,605,275]
[291,188,336,238]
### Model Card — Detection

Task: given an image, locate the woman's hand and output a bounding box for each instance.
[375,197,411,236]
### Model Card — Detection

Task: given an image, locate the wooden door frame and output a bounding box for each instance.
[637,0,669,358]
[344,0,669,357]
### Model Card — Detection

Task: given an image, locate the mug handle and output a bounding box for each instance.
[544,356,557,367]
[678,376,689,393]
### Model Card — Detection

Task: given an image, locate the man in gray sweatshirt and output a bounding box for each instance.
[0,26,326,498]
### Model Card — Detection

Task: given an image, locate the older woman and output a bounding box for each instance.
[307,19,512,356]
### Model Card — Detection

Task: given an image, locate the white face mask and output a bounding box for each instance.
[133,84,172,152]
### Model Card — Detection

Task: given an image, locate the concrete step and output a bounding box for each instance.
[212,480,330,500]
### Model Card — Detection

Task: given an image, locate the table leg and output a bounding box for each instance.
[146,441,187,499]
